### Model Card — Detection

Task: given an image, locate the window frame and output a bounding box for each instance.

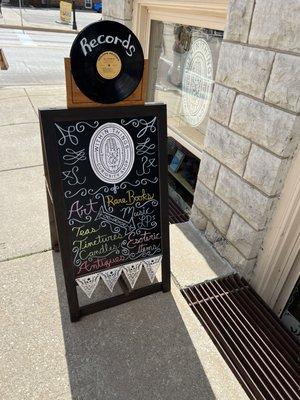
[132,1,228,158]
[133,0,228,57]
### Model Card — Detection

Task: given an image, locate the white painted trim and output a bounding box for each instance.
[274,242,300,315]
[132,0,228,56]
[252,146,300,313]
[168,127,203,160]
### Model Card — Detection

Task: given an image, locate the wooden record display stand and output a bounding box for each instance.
[41,58,168,321]
[64,58,148,108]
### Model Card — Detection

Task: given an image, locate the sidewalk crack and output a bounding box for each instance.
[24,87,38,116]
[0,248,53,263]
[0,163,43,173]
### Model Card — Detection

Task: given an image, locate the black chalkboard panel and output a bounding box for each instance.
[40,104,170,321]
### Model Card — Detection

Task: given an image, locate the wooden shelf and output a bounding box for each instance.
[168,166,195,196]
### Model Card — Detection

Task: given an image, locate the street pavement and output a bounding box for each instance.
[0,29,74,85]
[0,5,101,32]
[0,24,248,400]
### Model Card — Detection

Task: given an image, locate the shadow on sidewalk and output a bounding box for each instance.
[52,251,216,400]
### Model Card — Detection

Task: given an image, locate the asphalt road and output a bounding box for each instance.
[2,6,101,28]
[0,28,76,85]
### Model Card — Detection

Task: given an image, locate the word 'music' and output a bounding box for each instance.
[80,34,136,57]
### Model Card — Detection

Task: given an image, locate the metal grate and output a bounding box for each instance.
[181,274,300,400]
[169,197,189,224]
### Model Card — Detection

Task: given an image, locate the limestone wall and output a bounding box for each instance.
[191,0,300,279]
[101,0,133,28]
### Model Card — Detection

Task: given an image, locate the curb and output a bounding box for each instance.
[0,23,78,34]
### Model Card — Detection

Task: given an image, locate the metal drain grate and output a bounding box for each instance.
[181,274,300,400]
[169,197,189,224]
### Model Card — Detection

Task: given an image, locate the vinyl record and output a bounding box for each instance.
[70,20,144,104]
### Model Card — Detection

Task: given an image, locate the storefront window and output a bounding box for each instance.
[148,22,223,152]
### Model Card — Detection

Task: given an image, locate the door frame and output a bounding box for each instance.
[252,147,300,314]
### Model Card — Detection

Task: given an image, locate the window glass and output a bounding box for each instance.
[149,22,223,151]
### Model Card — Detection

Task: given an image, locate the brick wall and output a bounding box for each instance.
[191,0,300,279]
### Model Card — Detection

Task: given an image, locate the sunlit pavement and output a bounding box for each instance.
[0,28,74,85]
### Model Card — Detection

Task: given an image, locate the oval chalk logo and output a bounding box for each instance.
[89,123,135,184]
[182,38,213,127]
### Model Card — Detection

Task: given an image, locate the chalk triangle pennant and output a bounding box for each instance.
[100,266,122,293]
[143,255,162,283]
[123,261,143,289]
[76,272,101,298]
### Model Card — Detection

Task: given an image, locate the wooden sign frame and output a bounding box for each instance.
[40,105,171,322]
[64,58,149,108]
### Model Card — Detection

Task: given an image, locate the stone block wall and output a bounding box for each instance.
[101,0,133,28]
[191,0,300,279]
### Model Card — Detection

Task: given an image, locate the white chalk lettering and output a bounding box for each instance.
[80,37,91,56]
[80,34,136,57]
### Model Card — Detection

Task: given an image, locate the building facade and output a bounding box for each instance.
[103,0,300,340]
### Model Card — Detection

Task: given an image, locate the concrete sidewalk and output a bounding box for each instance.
[0,6,100,33]
[0,85,248,399]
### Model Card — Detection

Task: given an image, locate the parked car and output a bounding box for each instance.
[93,2,102,13]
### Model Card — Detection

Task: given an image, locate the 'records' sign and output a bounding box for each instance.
[80,34,136,57]
[70,20,144,104]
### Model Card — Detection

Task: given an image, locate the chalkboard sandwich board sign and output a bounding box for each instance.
[40,104,170,321]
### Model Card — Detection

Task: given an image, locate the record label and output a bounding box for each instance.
[70,21,144,104]
[96,51,122,80]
